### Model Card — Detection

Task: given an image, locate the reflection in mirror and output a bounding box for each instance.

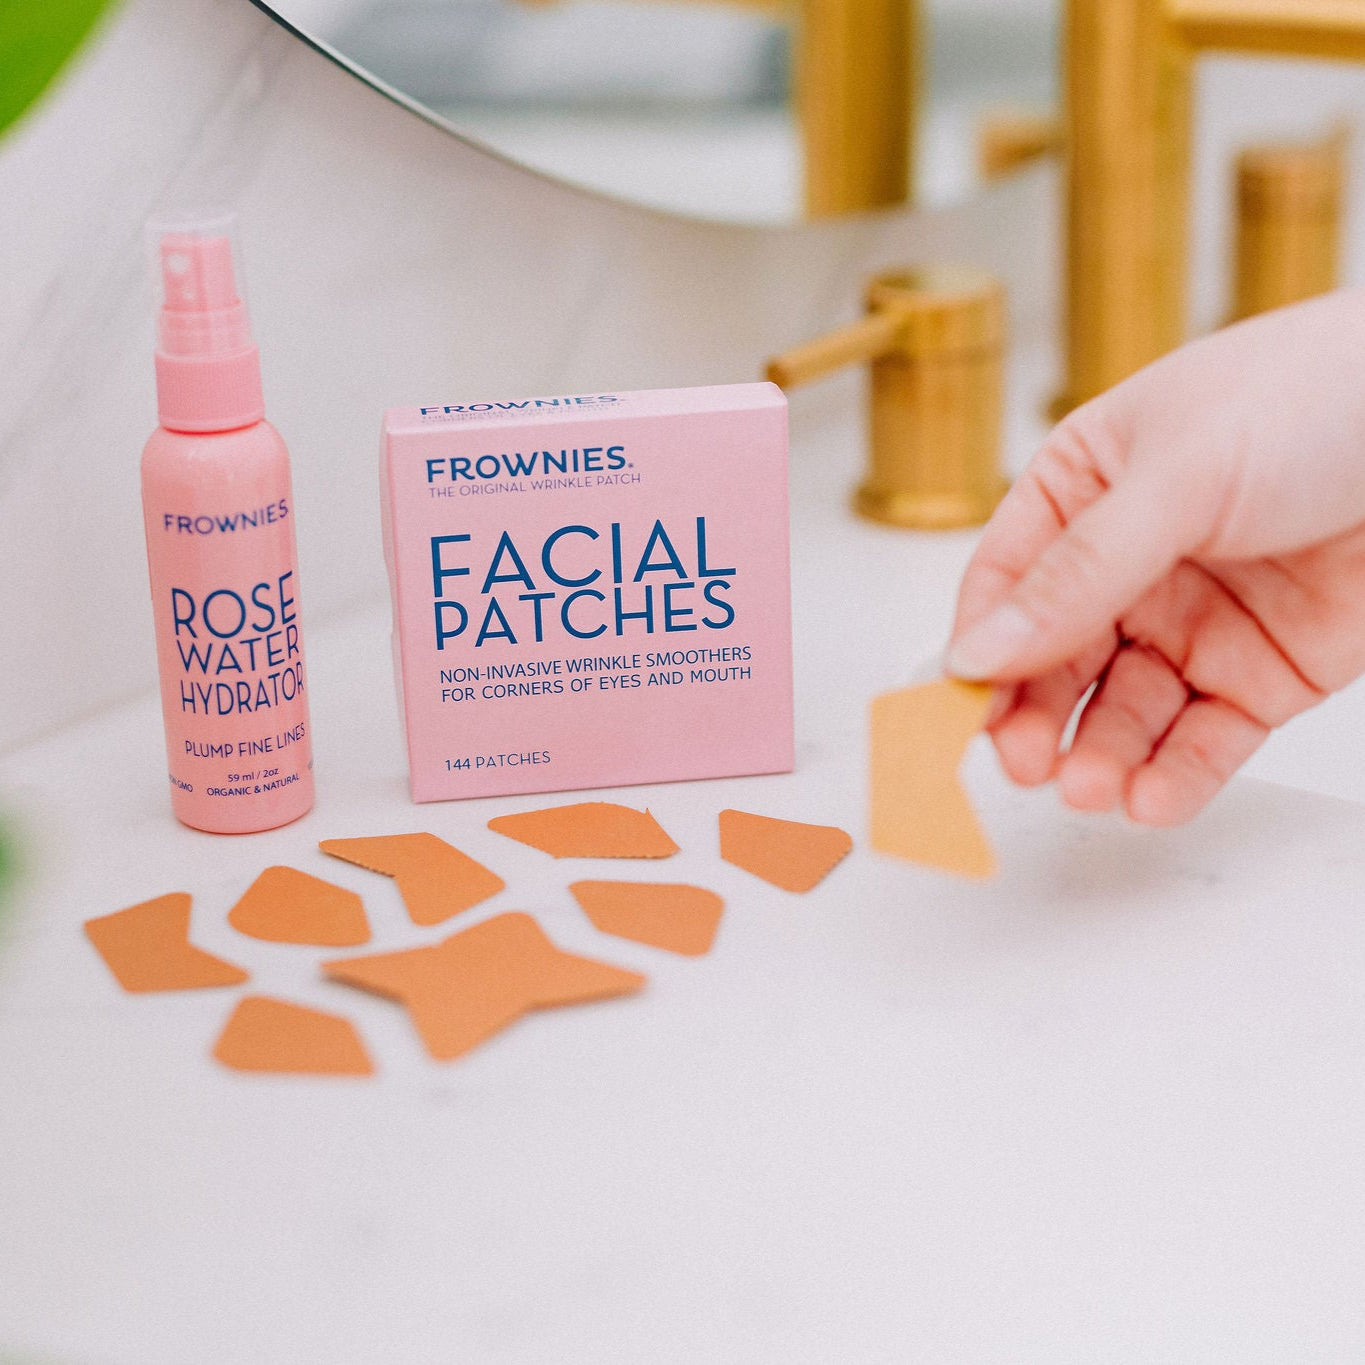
[263,0,1059,224]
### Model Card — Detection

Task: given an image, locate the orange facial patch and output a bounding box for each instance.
[718,810,853,893]
[569,880,723,956]
[227,866,370,947]
[85,893,249,993]
[212,996,374,1076]
[487,803,679,859]
[869,678,995,879]
[318,833,505,926]
[322,911,645,1060]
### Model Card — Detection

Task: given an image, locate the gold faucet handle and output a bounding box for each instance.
[765,266,1008,531]
[766,265,1004,389]
[977,110,1063,181]
[766,312,903,389]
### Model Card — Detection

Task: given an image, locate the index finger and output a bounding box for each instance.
[951,422,1119,637]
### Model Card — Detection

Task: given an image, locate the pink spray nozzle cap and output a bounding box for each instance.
[153,218,252,357]
[160,232,240,312]
[148,213,264,432]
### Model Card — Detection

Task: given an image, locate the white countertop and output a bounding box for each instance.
[3,381,1365,1363]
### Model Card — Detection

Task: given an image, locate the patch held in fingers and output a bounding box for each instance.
[870,678,996,879]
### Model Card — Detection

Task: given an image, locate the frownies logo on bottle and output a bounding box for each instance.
[162,499,290,534]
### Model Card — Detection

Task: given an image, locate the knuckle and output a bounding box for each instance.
[1177,731,1228,783]
[1017,532,1109,626]
[1051,406,1127,483]
[1111,692,1152,736]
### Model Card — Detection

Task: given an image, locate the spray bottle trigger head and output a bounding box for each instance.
[159,233,240,313]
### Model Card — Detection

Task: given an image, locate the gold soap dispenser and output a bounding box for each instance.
[1229,128,1347,323]
[766,266,1008,529]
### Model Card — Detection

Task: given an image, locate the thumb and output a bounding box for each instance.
[946,472,1186,682]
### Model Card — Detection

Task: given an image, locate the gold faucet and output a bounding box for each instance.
[766,267,1008,530]
[1229,127,1347,322]
[1060,0,1365,414]
[522,0,918,217]
[978,110,1063,182]
[794,0,918,217]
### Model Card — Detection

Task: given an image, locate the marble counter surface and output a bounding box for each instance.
[2,385,1364,1363]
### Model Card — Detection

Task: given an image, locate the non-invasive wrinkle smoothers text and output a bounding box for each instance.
[140,216,314,833]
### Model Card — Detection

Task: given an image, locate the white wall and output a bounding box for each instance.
[0,0,1056,754]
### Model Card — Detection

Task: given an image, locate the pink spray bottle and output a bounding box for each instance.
[140,215,314,833]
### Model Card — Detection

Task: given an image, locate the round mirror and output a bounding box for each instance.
[257,0,1059,223]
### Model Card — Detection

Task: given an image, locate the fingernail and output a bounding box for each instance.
[983,686,1013,727]
[945,604,1037,680]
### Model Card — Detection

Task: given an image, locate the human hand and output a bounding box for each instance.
[946,288,1365,825]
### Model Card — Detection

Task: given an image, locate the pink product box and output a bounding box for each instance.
[380,383,794,802]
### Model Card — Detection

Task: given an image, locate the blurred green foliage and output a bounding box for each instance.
[0,0,116,911]
[0,0,116,139]
[0,0,117,911]
[0,816,11,907]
